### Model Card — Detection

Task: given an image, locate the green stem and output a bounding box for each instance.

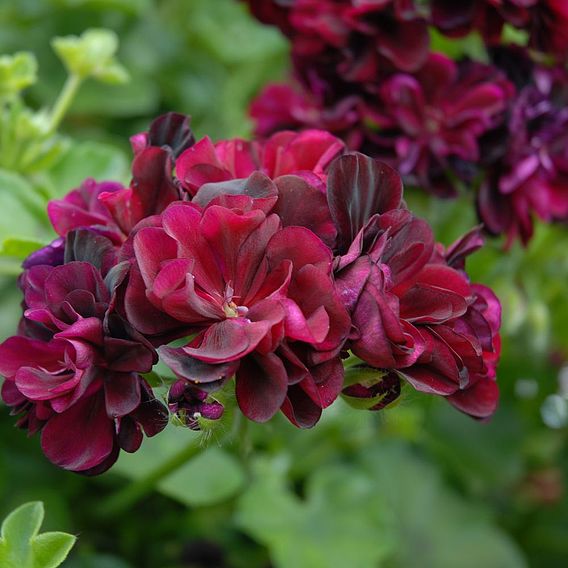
[47,73,82,135]
[96,441,202,518]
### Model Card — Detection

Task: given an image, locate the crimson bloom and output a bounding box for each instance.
[125,194,351,427]
[327,154,500,417]
[0,238,167,474]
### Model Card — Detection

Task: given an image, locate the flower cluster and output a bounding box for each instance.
[0,113,501,473]
[245,0,568,244]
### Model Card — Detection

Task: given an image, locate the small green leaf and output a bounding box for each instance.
[0,502,76,568]
[1,502,44,547]
[0,237,46,259]
[31,532,77,568]
[52,29,129,84]
[0,52,38,98]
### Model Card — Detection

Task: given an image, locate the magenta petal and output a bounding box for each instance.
[0,337,63,378]
[104,373,142,418]
[41,391,115,472]
[280,384,322,428]
[400,367,459,396]
[447,378,499,418]
[273,175,337,247]
[327,153,403,251]
[183,319,271,363]
[235,353,288,422]
[159,345,239,383]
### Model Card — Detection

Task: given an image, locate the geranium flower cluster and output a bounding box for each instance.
[244,0,568,245]
[0,114,501,474]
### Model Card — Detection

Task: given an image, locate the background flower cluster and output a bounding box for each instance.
[246,0,568,245]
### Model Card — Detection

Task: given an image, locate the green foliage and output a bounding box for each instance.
[0,502,76,568]
[236,457,392,568]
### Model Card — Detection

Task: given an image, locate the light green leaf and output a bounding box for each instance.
[236,458,393,568]
[0,170,47,243]
[45,141,129,197]
[0,237,46,259]
[31,532,76,568]
[157,447,246,507]
[0,502,76,568]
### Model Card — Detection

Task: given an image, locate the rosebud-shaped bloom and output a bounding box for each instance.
[175,129,345,196]
[168,380,224,430]
[125,195,351,428]
[0,247,167,474]
[373,54,513,196]
[327,154,500,417]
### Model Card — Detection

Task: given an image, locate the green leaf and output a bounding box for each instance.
[52,28,129,84]
[31,532,76,568]
[0,52,37,97]
[0,237,46,259]
[236,458,393,568]
[158,447,246,506]
[0,502,76,568]
[45,141,129,196]
[0,170,48,243]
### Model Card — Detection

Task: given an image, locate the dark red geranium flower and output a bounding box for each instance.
[0,246,167,474]
[125,195,351,427]
[371,54,513,195]
[478,65,568,245]
[327,154,500,417]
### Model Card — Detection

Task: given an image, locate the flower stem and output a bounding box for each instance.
[96,441,202,518]
[47,73,82,135]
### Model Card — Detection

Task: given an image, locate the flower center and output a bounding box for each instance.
[223,300,249,318]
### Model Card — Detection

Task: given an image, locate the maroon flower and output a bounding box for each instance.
[0,250,167,474]
[372,54,513,195]
[125,195,351,427]
[327,154,501,417]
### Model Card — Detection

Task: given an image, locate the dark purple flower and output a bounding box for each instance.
[0,256,167,474]
[478,65,568,245]
[372,53,513,195]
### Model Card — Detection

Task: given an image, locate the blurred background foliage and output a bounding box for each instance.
[0,1,567,567]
